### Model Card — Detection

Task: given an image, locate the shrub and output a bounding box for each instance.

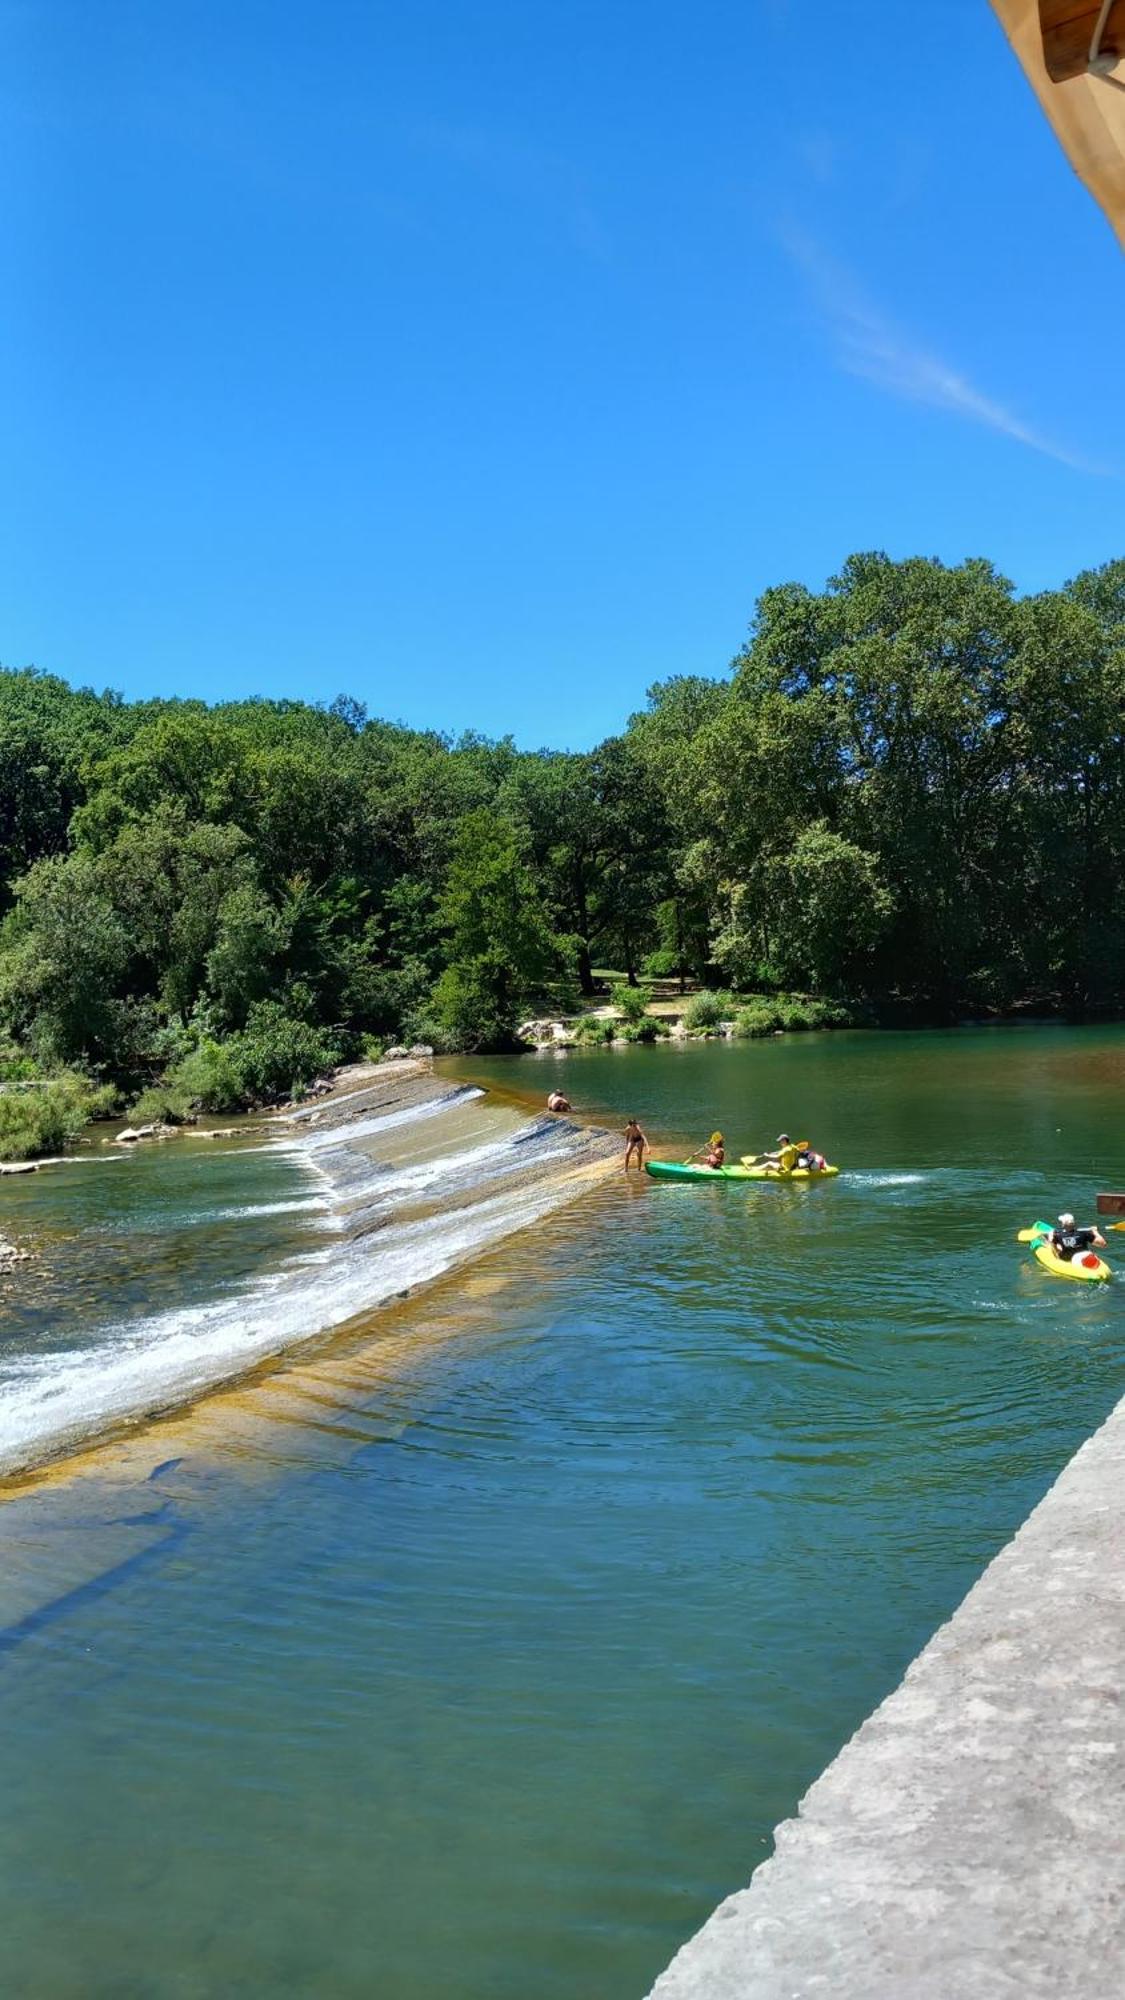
[611,982,653,1025]
[0,1073,118,1161]
[732,995,856,1037]
[400,1007,460,1056]
[681,990,732,1033]
[570,1015,616,1045]
[224,1004,341,1104]
[361,1034,385,1064]
[733,1002,781,1038]
[0,1043,42,1083]
[620,1017,671,1043]
[642,947,678,979]
[129,1084,193,1125]
[170,1041,247,1113]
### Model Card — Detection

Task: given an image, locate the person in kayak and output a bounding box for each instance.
[624,1117,648,1168]
[794,1141,826,1171]
[702,1131,725,1169]
[1049,1212,1106,1262]
[763,1133,800,1173]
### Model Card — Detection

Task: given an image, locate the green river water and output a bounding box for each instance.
[1,1028,1122,1997]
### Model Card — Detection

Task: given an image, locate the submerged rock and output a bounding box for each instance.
[0,1239,32,1273]
[0,1160,39,1175]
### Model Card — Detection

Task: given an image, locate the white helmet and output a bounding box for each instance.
[1058,1213,1076,1228]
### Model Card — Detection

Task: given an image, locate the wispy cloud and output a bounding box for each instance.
[780,225,1104,475]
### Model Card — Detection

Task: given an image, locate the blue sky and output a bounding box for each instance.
[2,0,1122,747]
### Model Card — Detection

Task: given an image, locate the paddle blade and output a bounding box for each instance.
[1017,1228,1038,1243]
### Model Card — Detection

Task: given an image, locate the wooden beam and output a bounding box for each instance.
[1039,1,1125,82]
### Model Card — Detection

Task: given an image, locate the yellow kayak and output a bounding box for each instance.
[1024,1222,1111,1283]
[738,1161,839,1181]
[1033,1242,1111,1283]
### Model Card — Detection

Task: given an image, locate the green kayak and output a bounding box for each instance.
[645,1160,762,1183]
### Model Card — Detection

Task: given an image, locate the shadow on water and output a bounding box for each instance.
[0,1028,1123,1997]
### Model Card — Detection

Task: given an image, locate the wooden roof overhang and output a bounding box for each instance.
[991,1,1125,244]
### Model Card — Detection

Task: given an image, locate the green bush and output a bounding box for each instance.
[620,1017,671,1043]
[225,1003,340,1103]
[732,994,856,1037]
[0,1073,118,1161]
[641,947,678,980]
[0,1043,42,1083]
[570,1014,616,1045]
[361,1034,385,1063]
[169,1041,247,1113]
[681,990,732,1033]
[129,1084,193,1125]
[611,982,652,1024]
[733,1002,781,1038]
[401,1007,460,1056]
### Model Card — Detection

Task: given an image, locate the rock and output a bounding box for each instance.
[306,1077,334,1097]
[200,1126,237,1139]
[0,1160,38,1175]
[110,1123,160,1144]
[0,1239,33,1273]
[518,1020,569,1046]
[383,1046,411,1062]
[407,1044,434,1059]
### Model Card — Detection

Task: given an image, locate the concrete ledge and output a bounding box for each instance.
[648,1392,1125,1998]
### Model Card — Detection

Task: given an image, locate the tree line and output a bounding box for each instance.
[1,550,1123,1116]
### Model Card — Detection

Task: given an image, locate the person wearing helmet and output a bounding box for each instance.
[702,1131,725,1169]
[1049,1212,1106,1262]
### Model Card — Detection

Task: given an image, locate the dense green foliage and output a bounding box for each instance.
[0,1075,117,1162]
[1,552,1123,1120]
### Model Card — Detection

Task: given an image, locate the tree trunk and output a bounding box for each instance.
[574,872,595,997]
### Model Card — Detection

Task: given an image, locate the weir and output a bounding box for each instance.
[648,1390,1125,1998]
[0,1062,617,1480]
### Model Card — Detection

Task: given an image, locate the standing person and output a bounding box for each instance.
[624,1117,647,1169]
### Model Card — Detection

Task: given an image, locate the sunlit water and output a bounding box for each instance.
[1,1029,1123,1997]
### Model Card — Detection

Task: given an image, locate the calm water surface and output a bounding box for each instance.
[1,1029,1123,1997]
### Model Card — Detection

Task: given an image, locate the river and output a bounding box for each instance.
[0,1028,1122,1997]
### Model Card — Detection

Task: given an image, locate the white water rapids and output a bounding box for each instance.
[0,1071,616,1477]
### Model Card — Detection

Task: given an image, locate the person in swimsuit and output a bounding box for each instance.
[624,1117,647,1168]
[547,1090,571,1113]
[702,1131,725,1168]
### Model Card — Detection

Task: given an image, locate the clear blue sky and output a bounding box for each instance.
[3,0,1123,747]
